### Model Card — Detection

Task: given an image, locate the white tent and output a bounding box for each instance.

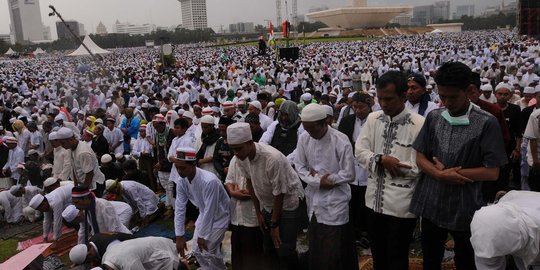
[430,29,443,34]
[4,48,16,55]
[33,48,46,55]
[68,35,110,56]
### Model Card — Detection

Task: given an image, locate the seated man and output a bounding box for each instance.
[105,179,160,225]
[9,184,42,222]
[0,189,23,224]
[471,190,540,270]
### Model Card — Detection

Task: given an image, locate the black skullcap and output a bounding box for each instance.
[407,73,427,88]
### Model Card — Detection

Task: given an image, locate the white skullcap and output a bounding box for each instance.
[41,163,53,170]
[323,105,334,116]
[141,103,149,108]
[200,115,215,125]
[28,149,38,155]
[69,244,88,265]
[43,177,58,187]
[495,83,512,92]
[90,267,104,270]
[56,127,74,140]
[4,136,17,144]
[54,114,63,122]
[249,101,262,111]
[62,205,79,223]
[426,85,433,90]
[182,111,195,120]
[115,153,124,160]
[480,84,493,91]
[503,76,510,81]
[524,86,537,94]
[480,78,489,83]
[227,123,252,145]
[301,104,327,122]
[105,179,116,191]
[101,154,112,163]
[202,107,213,115]
[9,184,23,195]
[301,93,312,101]
[29,194,44,209]
[159,107,168,113]
[70,108,79,114]
[105,98,112,103]
[175,147,197,161]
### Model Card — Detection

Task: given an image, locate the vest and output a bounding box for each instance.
[270,122,301,156]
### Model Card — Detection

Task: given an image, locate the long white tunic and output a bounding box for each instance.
[174,168,230,239]
[43,184,73,240]
[3,146,24,182]
[109,200,133,227]
[355,109,424,219]
[0,190,23,223]
[102,237,179,270]
[471,191,540,270]
[167,133,197,184]
[71,141,106,189]
[103,127,124,155]
[225,157,258,227]
[77,198,132,244]
[132,137,153,158]
[52,147,73,181]
[295,127,355,225]
[121,180,159,218]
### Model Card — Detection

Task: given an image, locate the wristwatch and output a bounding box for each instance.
[270,221,279,229]
[375,154,383,164]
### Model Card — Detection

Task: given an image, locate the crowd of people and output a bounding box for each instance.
[0,30,539,270]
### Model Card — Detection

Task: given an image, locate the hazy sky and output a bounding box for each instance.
[0,0,496,39]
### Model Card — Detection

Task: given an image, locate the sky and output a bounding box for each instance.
[0,0,497,40]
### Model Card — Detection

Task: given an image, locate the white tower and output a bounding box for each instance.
[276,0,282,24]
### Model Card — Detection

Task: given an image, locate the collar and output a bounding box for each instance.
[380,107,411,125]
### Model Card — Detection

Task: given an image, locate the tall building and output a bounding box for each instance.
[455,4,475,18]
[179,0,207,30]
[113,21,156,36]
[96,22,108,36]
[413,5,434,25]
[7,0,47,43]
[519,0,540,37]
[229,22,254,33]
[56,21,85,40]
[433,1,451,22]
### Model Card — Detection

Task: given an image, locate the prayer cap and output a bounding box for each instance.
[301,93,312,101]
[139,124,147,130]
[480,84,493,92]
[182,111,195,120]
[4,136,17,144]
[56,127,74,139]
[71,186,91,198]
[159,107,168,113]
[200,115,215,125]
[101,154,112,164]
[301,104,327,122]
[106,117,116,122]
[9,184,23,195]
[115,153,124,160]
[43,177,58,187]
[323,105,334,116]
[407,73,427,88]
[105,179,116,191]
[54,115,63,122]
[524,86,536,94]
[495,83,512,92]
[249,101,262,111]
[41,164,53,170]
[202,107,213,115]
[153,114,166,122]
[227,123,252,145]
[244,113,260,124]
[222,101,235,109]
[28,149,38,155]
[29,194,45,209]
[175,147,197,161]
[62,205,79,223]
[69,244,88,265]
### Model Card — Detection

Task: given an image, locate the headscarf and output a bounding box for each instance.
[166,110,179,129]
[85,116,97,132]
[226,89,235,101]
[278,100,301,129]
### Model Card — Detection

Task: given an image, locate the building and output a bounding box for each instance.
[229,22,254,33]
[56,21,85,40]
[519,0,540,37]
[391,14,413,26]
[179,0,208,30]
[455,4,475,19]
[433,1,450,22]
[96,22,108,36]
[413,5,435,25]
[0,34,13,45]
[7,0,47,43]
[484,1,518,17]
[113,21,156,36]
[42,25,51,41]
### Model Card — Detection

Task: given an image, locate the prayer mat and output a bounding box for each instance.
[17,227,74,251]
[0,222,41,240]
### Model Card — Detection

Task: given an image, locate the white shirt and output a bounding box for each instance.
[174,168,230,239]
[132,136,153,158]
[225,157,258,227]
[71,142,106,189]
[236,143,305,212]
[352,117,368,186]
[3,146,24,181]
[294,128,355,225]
[106,103,121,123]
[16,129,31,155]
[471,191,540,270]
[43,184,73,240]
[120,180,159,218]
[0,190,23,223]
[405,100,439,117]
[355,109,425,218]
[177,91,190,105]
[102,237,179,270]
[104,127,124,155]
[53,147,73,181]
[29,131,43,154]
[77,198,132,244]
[258,113,273,132]
[168,133,198,183]
[524,109,540,167]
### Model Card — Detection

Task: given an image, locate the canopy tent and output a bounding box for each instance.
[33,48,46,55]
[430,29,443,34]
[4,48,16,55]
[68,35,110,56]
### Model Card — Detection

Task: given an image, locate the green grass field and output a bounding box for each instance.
[215,36,375,48]
[0,239,19,263]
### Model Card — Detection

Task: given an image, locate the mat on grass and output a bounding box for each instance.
[132,223,192,241]
[17,227,74,252]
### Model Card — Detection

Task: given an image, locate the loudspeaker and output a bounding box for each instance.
[279,47,300,61]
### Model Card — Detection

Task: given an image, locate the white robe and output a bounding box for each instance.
[121,180,159,218]
[102,237,179,270]
[52,147,73,181]
[0,190,23,223]
[77,198,132,244]
[43,184,73,240]
[3,146,24,182]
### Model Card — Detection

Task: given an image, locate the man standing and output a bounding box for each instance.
[227,122,304,270]
[295,103,358,270]
[355,71,425,270]
[57,127,106,196]
[410,62,507,270]
[2,136,24,184]
[174,147,230,270]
